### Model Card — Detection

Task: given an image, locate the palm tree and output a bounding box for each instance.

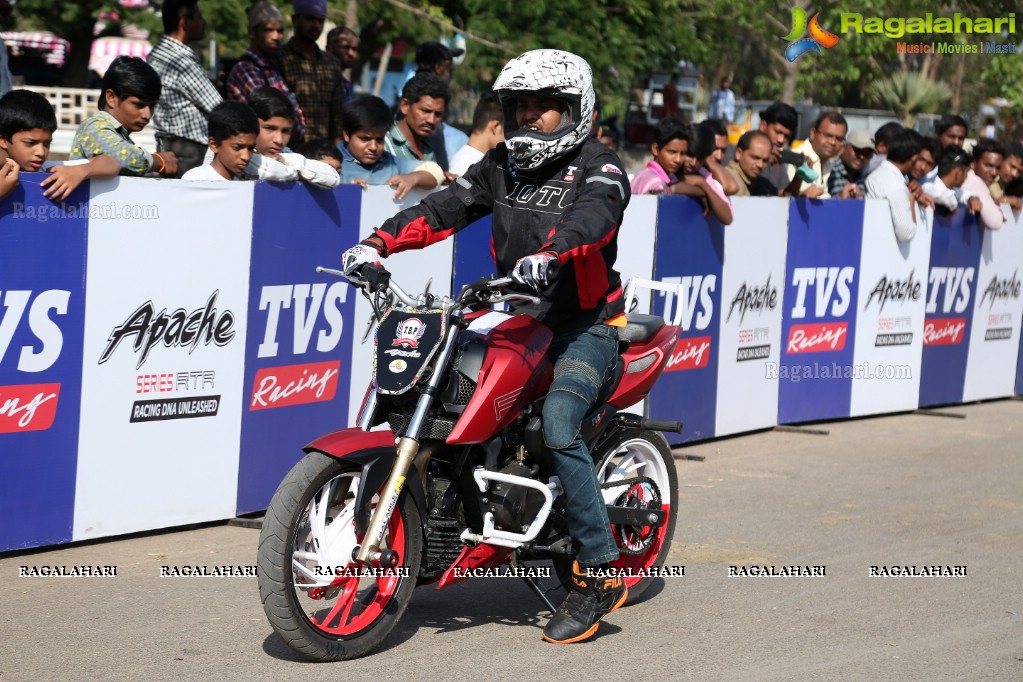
[867,72,952,127]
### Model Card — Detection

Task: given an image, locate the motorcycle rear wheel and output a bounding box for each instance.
[554,428,678,603]
[258,451,422,661]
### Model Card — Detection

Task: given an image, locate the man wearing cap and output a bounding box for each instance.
[225,2,306,141]
[828,128,875,198]
[414,40,466,173]
[279,0,344,144]
[147,0,223,177]
[416,41,462,82]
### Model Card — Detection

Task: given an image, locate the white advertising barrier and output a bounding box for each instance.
[347,186,454,426]
[962,207,1023,402]
[618,194,658,315]
[848,200,931,417]
[715,197,789,437]
[74,178,253,541]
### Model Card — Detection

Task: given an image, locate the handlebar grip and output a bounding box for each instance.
[362,264,391,290]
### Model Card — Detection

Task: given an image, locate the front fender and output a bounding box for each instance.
[303,428,427,537]
[304,427,396,457]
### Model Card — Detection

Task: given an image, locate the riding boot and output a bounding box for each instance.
[542,561,627,644]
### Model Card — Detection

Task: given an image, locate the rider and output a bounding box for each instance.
[341,48,630,644]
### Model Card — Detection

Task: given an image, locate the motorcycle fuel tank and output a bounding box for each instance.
[446,313,553,444]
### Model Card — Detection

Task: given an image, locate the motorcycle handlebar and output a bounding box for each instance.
[456,275,540,307]
[317,267,539,310]
[317,265,417,307]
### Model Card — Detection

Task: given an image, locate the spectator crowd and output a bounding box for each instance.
[630,98,1023,240]
[0,0,1020,245]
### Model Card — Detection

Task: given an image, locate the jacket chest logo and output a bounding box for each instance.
[504,180,574,210]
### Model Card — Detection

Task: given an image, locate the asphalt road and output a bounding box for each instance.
[2,400,1022,681]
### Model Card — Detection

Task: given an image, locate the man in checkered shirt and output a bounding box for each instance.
[147,0,223,177]
[225,2,306,141]
[279,0,344,145]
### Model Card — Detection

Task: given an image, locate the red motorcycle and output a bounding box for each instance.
[257,265,683,660]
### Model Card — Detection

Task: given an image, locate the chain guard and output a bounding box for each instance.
[602,476,662,556]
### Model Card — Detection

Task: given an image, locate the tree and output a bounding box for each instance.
[867,72,952,126]
[13,0,109,87]
[12,0,251,87]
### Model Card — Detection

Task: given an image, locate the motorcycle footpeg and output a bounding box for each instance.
[606,504,666,527]
[614,413,683,433]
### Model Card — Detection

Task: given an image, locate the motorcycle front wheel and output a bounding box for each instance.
[554,428,679,603]
[257,451,422,661]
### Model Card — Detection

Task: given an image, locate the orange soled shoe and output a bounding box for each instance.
[542,561,628,644]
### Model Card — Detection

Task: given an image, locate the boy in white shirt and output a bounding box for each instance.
[448,91,503,176]
[182,102,257,181]
[201,87,339,187]
[921,145,981,214]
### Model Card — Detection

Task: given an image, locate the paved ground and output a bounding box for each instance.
[2,400,1021,681]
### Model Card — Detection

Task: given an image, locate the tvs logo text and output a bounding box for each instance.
[257,283,348,358]
[100,291,235,369]
[665,337,712,372]
[1,289,72,433]
[923,318,967,345]
[923,267,974,346]
[251,360,340,410]
[925,267,974,314]
[0,383,60,433]
[658,275,716,331]
[1,289,70,373]
[659,275,716,372]
[786,267,853,354]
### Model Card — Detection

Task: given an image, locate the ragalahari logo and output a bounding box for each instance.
[783,7,840,62]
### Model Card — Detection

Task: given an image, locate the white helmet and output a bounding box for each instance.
[493,49,595,171]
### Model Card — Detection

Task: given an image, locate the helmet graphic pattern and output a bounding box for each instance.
[493,49,595,171]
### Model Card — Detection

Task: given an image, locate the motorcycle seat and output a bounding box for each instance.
[618,313,665,344]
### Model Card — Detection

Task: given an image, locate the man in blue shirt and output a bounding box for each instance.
[708,77,735,123]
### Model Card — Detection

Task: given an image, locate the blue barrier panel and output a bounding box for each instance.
[236,184,360,514]
[778,199,864,423]
[918,208,983,407]
[0,177,89,550]
[452,216,496,294]
[648,196,724,442]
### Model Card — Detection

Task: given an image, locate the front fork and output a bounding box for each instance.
[353,314,463,565]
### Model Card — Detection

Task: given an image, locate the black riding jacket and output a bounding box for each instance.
[371,138,631,332]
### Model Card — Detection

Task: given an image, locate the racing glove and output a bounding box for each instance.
[511,252,558,291]
[341,243,381,277]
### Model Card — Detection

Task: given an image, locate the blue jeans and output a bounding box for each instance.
[542,323,620,567]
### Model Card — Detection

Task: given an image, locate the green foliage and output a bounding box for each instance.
[10,0,1022,120]
[867,72,952,125]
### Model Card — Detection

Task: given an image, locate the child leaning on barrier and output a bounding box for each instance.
[69,56,178,180]
[339,93,443,200]
[297,138,343,173]
[203,86,339,188]
[629,116,691,195]
[0,89,122,202]
[181,102,258,181]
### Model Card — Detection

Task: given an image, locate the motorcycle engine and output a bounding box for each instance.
[488,460,546,532]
